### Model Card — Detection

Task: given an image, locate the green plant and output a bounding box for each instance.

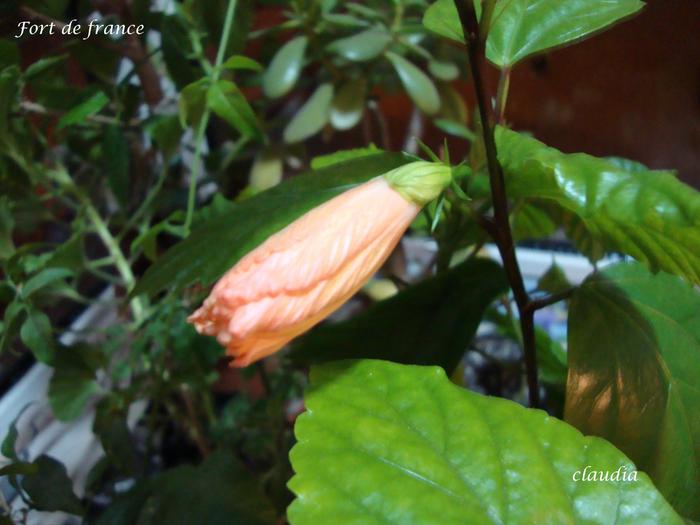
[1,0,698,523]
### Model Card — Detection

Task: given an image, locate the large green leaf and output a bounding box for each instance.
[386,52,440,115]
[283,83,333,143]
[262,36,307,99]
[496,127,700,286]
[133,152,413,297]
[423,0,644,67]
[96,450,275,525]
[288,359,683,524]
[291,258,507,373]
[566,262,700,519]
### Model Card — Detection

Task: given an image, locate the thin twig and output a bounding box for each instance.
[18,101,140,128]
[525,287,575,314]
[455,0,540,407]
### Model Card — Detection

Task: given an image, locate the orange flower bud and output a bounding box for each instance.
[188,161,451,366]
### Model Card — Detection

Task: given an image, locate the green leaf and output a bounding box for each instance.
[322,13,370,28]
[160,15,201,89]
[283,83,333,143]
[249,148,283,191]
[221,55,263,72]
[1,404,32,461]
[310,145,380,170]
[20,309,54,364]
[207,79,262,139]
[57,91,109,129]
[434,119,475,142]
[422,0,466,45]
[330,78,366,131]
[292,258,507,372]
[262,36,307,99]
[327,27,392,62]
[428,59,459,81]
[0,300,25,354]
[49,344,102,421]
[537,262,571,294]
[178,78,208,128]
[386,51,440,115]
[289,359,683,524]
[133,152,413,297]
[21,455,84,515]
[496,127,700,285]
[146,114,183,160]
[23,54,67,79]
[566,262,700,519]
[0,462,38,477]
[21,267,73,298]
[103,125,130,206]
[423,0,645,67]
[96,450,275,525]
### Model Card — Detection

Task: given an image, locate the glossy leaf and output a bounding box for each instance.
[133,152,413,297]
[262,36,307,99]
[496,127,700,285]
[96,450,275,525]
[386,51,440,115]
[207,79,262,139]
[329,78,366,130]
[423,0,644,67]
[57,91,109,129]
[283,83,333,143]
[327,26,392,62]
[289,359,683,524]
[566,262,700,519]
[292,258,508,372]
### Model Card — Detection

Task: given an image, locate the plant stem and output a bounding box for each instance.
[455,1,540,407]
[183,0,238,236]
[83,200,145,321]
[525,287,575,313]
[495,67,511,123]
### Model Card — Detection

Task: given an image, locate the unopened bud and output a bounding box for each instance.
[383,161,452,206]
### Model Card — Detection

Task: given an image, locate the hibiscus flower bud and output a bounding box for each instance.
[188,161,452,367]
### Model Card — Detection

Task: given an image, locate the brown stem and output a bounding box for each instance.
[455,0,540,407]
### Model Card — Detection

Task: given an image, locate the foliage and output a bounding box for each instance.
[0,0,698,523]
